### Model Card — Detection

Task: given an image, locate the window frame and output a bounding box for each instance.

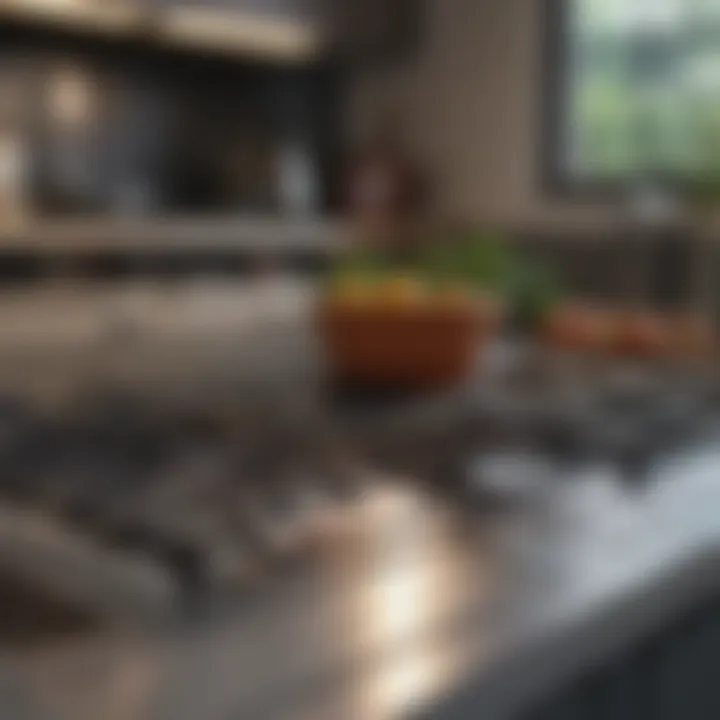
[539,0,712,200]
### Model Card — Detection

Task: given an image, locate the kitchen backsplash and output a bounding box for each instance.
[0,26,339,218]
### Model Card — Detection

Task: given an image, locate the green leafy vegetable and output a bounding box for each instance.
[326,229,562,330]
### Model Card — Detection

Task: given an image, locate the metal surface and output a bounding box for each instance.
[0,438,718,720]
[0,313,718,719]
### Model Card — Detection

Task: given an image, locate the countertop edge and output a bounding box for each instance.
[421,545,720,720]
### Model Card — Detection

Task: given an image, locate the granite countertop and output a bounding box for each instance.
[0,288,718,719]
[0,432,719,720]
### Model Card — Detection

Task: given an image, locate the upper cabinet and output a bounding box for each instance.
[0,0,423,64]
[149,0,321,23]
[0,0,323,63]
[152,0,325,63]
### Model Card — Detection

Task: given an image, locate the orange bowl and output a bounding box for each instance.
[317,302,488,390]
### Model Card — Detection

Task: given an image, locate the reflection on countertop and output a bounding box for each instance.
[3,442,720,720]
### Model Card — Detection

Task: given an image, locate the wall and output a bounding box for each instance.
[349,0,618,231]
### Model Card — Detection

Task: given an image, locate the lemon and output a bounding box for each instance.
[327,277,374,307]
[435,283,475,310]
[377,276,428,308]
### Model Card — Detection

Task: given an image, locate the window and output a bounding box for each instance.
[548,0,720,188]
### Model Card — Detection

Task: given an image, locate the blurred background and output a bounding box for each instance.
[0,2,718,720]
[0,1,718,224]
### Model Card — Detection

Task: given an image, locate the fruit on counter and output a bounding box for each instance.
[541,305,615,352]
[669,315,715,357]
[376,275,429,309]
[541,305,716,359]
[326,277,376,308]
[434,282,475,309]
[615,312,670,357]
[325,273,504,318]
[324,275,490,322]
[588,311,618,352]
[325,274,430,311]
[434,283,501,320]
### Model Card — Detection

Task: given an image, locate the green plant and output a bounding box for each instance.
[415,230,518,289]
[508,263,562,332]
[327,249,391,287]
[325,230,562,330]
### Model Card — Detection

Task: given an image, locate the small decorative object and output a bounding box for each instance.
[540,305,616,354]
[613,311,671,359]
[318,290,485,389]
[316,232,548,390]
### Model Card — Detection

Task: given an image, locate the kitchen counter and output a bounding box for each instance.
[1,420,720,720]
[0,288,718,719]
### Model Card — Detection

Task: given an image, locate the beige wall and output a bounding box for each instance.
[349,0,618,230]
